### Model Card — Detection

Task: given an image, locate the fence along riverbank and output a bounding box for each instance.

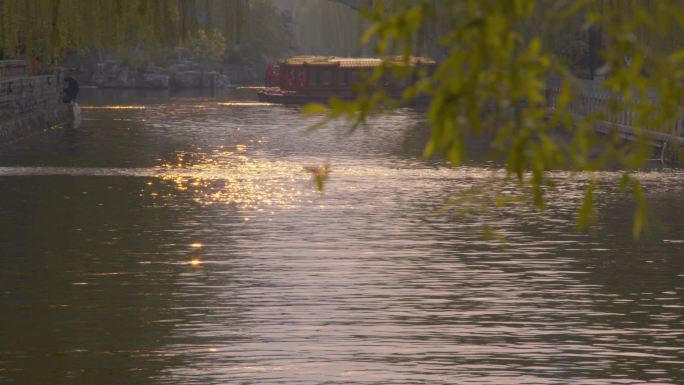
[545,78,684,162]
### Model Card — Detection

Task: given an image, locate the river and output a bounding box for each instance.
[1,89,683,385]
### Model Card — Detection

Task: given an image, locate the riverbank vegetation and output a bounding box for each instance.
[0,0,364,82]
[0,0,292,83]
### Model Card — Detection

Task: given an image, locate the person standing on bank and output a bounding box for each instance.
[62,76,79,104]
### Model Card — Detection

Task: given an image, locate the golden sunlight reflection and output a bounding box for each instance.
[80,105,146,110]
[218,102,275,107]
[5,160,538,212]
[189,258,201,267]
[149,151,312,208]
[235,86,267,90]
[190,242,203,248]
[145,150,532,210]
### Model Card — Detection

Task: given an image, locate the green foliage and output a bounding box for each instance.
[292,0,367,56]
[0,0,261,65]
[237,0,297,62]
[184,29,227,65]
[1,0,182,62]
[303,165,331,192]
[578,179,596,230]
[314,0,684,238]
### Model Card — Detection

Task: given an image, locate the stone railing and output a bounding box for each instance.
[545,81,684,145]
[0,60,27,79]
[0,74,63,122]
[0,60,72,143]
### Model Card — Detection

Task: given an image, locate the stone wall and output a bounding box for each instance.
[0,60,26,78]
[90,60,232,89]
[0,61,73,143]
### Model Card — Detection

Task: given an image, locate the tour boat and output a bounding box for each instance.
[257,55,435,104]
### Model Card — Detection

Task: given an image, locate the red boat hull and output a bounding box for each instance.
[257,89,353,105]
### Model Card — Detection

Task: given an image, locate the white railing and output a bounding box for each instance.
[545,82,684,144]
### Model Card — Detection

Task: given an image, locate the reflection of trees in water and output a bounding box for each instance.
[555,188,684,381]
[366,176,683,381]
[570,186,684,296]
[0,176,248,385]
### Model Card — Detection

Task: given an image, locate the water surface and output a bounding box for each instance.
[1,89,683,384]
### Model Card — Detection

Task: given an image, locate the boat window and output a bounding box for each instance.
[307,68,317,87]
[296,69,307,88]
[321,69,332,87]
[382,73,392,88]
[284,68,296,90]
[350,70,361,84]
[339,70,348,86]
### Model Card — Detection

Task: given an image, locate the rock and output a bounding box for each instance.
[168,60,201,74]
[225,65,259,84]
[167,63,185,74]
[95,66,137,88]
[215,73,232,88]
[139,73,169,88]
[145,63,166,74]
[204,71,232,88]
[88,58,234,89]
[201,72,215,88]
[172,70,203,88]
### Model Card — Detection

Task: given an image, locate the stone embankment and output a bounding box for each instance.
[87,60,234,89]
[0,60,73,143]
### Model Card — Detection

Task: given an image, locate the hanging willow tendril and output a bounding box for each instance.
[0,0,251,65]
[305,0,684,238]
